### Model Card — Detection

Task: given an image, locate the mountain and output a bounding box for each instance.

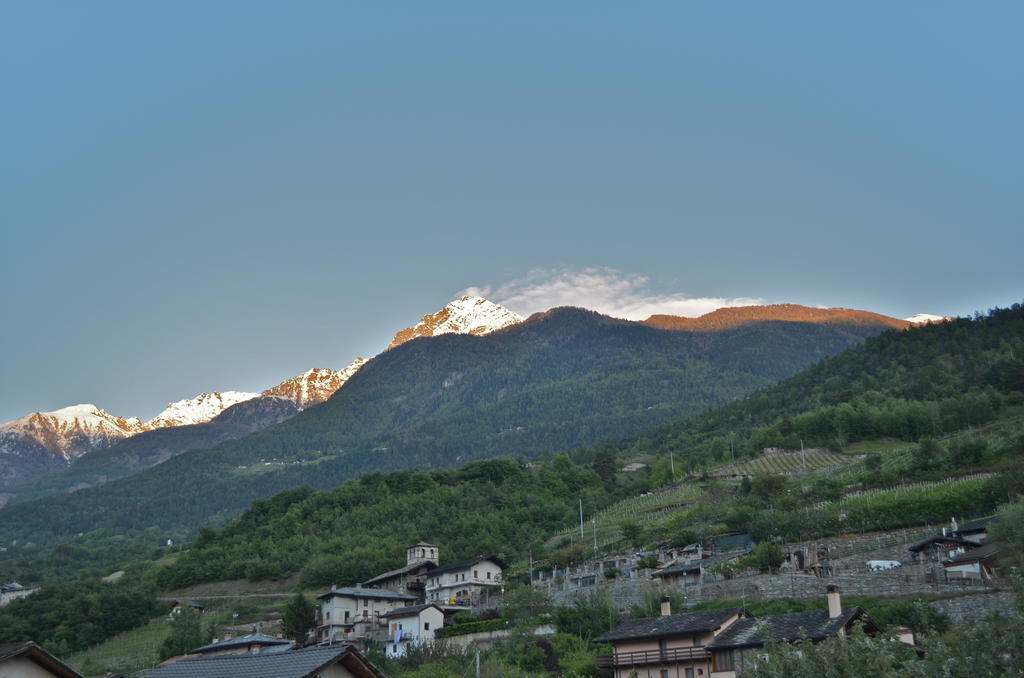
[260,360,368,409]
[0,405,148,485]
[146,391,259,429]
[0,304,905,574]
[0,299,519,500]
[386,296,522,349]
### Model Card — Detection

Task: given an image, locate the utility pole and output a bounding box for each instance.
[592,517,597,552]
[475,649,480,677]
[730,434,736,464]
[801,439,807,472]
[579,498,584,539]
[670,450,675,479]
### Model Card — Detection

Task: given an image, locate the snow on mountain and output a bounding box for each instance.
[261,358,368,409]
[905,313,952,324]
[387,296,523,350]
[0,404,149,461]
[146,391,260,429]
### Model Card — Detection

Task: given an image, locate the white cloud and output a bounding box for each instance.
[460,268,763,321]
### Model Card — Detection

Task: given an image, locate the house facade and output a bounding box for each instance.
[361,542,439,600]
[594,600,749,678]
[383,603,446,658]
[943,542,999,579]
[316,586,418,641]
[425,555,505,606]
[0,642,83,678]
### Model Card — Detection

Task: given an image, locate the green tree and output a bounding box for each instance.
[282,591,317,642]
[752,542,785,572]
[159,609,211,661]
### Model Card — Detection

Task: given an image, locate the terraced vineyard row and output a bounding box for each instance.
[712,450,853,476]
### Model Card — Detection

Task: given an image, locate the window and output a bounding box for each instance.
[487,572,491,579]
[713,650,735,671]
[344,611,349,621]
[686,670,695,678]
[694,635,702,647]
[659,639,668,660]
[474,570,479,578]
[660,671,669,678]
[424,622,430,630]
[364,598,368,607]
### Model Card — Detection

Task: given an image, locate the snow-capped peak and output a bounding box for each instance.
[0,404,150,460]
[905,313,951,324]
[261,358,369,409]
[387,296,523,350]
[146,391,260,429]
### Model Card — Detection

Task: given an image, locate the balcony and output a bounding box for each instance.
[596,647,710,668]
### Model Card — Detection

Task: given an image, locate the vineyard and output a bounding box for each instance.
[544,483,702,551]
[711,449,854,476]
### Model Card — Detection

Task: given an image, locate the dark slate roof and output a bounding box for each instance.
[960,516,998,533]
[944,542,999,564]
[145,644,384,678]
[362,560,435,586]
[907,535,974,552]
[656,550,746,576]
[383,603,444,618]
[594,609,746,643]
[0,641,84,677]
[707,608,869,650]
[317,586,417,601]
[429,555,507,577]
[192,633,292,654]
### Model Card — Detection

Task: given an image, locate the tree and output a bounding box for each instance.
[159,609,211,661]
[282,591,317,642]
[752,542,784,572]
[620,521,645,548]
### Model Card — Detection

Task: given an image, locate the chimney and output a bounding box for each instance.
[826,585,842,619]
[660,595,672,617]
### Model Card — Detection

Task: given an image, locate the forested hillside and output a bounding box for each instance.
[0,307,889,577]
[579,303,1024,468]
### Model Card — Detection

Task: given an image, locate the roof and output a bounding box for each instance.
[655,550,745,577]
[944,542,999,564]
[707,608,871,650]
[383,603,445,618]
[429,555,507,577]
[317,586,417,601]
[192,633,292,654]
[145,644,385,678]
[361,560,435,586]
[0,641,84,678]
[908,535,975,552]
[959,516,998,533]
[594,609,746,643]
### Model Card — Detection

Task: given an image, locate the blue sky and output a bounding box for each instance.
[1,2,1021,422]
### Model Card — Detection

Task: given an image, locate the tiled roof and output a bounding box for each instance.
[145,644,383,678]
[960,516,998,532]
[594,609,745,643]
[429,555,506,577]
[944,542,998,564]
[383,603,444,618]
[192,633,292,654]
[362,560,435,586]
[317,587,417,601]
[707,608,868,650]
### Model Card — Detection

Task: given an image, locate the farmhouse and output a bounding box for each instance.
[0,642,83,678]
[316,586,418,641]
[382,603,446,658]
[424,555,505,606]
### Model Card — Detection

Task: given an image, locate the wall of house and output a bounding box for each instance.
[426,561,503,602]
[320,663,357,678]
[0,656,62,678]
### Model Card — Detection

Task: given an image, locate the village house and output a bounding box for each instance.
[705,587,881,677]
[908,534,978,563]
[167,599,205,616]
[190,632,293,656]
[943,542,1000,580]
[595,587,882,678]
[317,586,418,641]
[361,542,439,600]
[953,515,998,544]
[382,603,446,658]
[0,641,83,678]
[145,643,384,678]
[594,600,750,678]
[424,555,505,606]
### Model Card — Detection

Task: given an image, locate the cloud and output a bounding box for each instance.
[460,268,763,320]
